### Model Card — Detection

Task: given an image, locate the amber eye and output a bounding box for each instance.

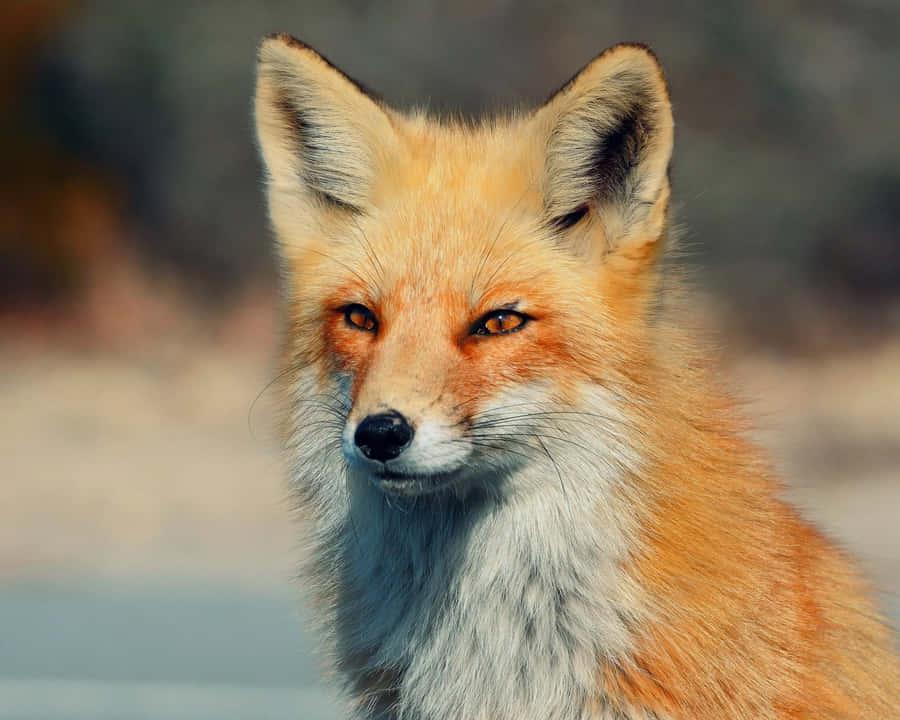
[343,304,377,332]
[471,310,531,336]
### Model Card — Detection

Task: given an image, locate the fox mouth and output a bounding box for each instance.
[369,468,461,496]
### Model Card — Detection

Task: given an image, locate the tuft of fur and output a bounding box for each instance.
[254,35,900,720]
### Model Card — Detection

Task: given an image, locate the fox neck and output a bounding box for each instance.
[295,381,649,720]
[336,476,641,720]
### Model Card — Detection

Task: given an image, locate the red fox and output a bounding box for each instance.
[254,34,900,719]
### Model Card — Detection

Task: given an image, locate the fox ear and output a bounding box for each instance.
[254,34,398,214]
[535,44,674,259]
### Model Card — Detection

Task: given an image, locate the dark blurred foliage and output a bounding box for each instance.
[3,0,899,316]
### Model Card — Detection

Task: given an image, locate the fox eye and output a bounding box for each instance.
[343,304,377,332]
[471,310,531,336]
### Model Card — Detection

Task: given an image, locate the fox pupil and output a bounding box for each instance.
[485,315,507,333]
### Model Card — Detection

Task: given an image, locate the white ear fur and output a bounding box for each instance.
[254,34,398,213]
[535,44,674,246]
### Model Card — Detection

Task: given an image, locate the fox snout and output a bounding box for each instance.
[343,406,469,477]
[341,391,475,494]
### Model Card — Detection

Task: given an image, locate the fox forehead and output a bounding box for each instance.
[289,130,582,308]
[317,123,550,270]
[372,118,543,205]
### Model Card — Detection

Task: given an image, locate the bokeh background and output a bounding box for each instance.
[3,1,899,718]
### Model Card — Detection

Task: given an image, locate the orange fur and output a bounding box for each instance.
[591,326,900,718]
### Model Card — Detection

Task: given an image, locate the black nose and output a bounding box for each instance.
[354,411,414,463]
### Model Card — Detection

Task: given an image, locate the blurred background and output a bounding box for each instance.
[2,1,899,718]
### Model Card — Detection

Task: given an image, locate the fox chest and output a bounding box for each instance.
[337,523,640,720]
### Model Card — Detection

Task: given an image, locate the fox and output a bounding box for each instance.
[253,34,900,720]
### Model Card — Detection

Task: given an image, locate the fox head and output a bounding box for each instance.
[255,35,674,499]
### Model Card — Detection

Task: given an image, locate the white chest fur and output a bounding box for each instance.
[298,463,642,720]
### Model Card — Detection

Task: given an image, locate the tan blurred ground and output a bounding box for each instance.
[2,308,899,614]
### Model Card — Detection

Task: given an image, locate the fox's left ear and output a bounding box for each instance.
[533,44,674,264]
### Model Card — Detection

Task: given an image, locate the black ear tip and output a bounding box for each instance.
[543,42,669,107]
[600,42,668,86]
[261,32,308,50]
[258,33,316,63]
[256,35,382,104]
[606,41,660,61]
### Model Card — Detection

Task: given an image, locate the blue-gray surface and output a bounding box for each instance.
[0,582,344,720]
[2,581,895,720]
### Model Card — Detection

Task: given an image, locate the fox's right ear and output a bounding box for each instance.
[254,34,398,217]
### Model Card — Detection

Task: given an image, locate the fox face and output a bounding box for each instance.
[256,35,673,500]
